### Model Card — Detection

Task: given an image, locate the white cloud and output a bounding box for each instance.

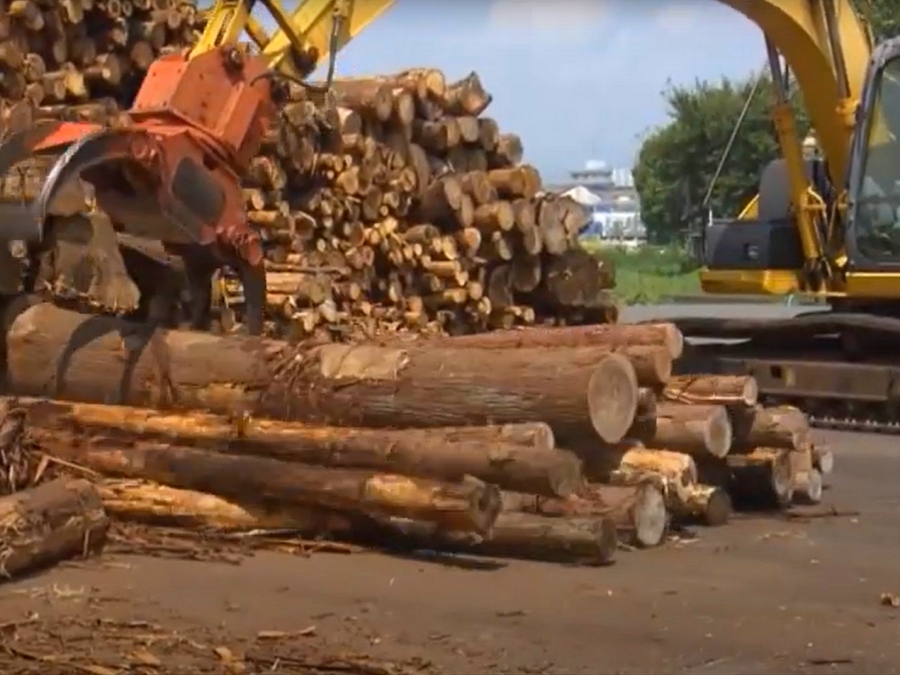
[487,0,611,33]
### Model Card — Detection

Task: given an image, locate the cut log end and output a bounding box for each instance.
[812,447,834,475]
[685,484,732,526]
[0,478,109,581]
[704,407,733,459]
[626,482,667,548]
[587,354,638,444]
[793,468,823,505]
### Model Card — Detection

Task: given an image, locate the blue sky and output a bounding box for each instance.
[296,1,765,181]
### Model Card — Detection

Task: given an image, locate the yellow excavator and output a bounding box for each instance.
[671,0,900,431]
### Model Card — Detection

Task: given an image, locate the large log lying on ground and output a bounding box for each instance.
[0,478,109,581]
[94,479,357,534]
[505,482,668,548]
[41,438,501,534]
[699,447,795,509]
[6,304,639,444]
[25,399,582,497]
[380,512,618,565]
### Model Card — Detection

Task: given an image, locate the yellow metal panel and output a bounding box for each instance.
[699,268,804,295]
[262,0,398,74]
[843,272,900,297]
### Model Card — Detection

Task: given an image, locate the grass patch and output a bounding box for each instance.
[580,238,701,304]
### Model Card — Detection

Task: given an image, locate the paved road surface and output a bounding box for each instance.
[3,428,896,674]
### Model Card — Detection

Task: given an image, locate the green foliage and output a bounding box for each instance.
[633,75,810,243]
[580,240,700,303]
[856,0,900,42]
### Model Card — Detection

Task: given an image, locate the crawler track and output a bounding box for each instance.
[670,310,900,434]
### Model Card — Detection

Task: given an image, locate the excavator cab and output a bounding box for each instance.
[704,34,900,298]
[844,38,900,271]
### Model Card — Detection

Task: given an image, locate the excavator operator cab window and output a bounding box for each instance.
[852,56,900,261]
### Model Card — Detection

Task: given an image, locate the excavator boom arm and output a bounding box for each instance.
[718,0,872,186]
[193,0,397,80]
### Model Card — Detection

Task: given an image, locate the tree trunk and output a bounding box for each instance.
[4,303,639,445]
[605,447,699,513]
[731,406,810,451]
[700,448,795,509]
[384,512,617,566]
[423,321,682,358]
[25,399,583,498]
[0,478,109,581]
[673,484,731,526]
[662,375,757,407]
[41,439,501,534]
[514,483,667,548]
[649,403,733,458]
[422,327,671,386]
[94,479,357,534]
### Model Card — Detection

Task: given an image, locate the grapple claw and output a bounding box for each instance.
[36,128,139,227]
[0,120,64,175]
[0,121,68,243]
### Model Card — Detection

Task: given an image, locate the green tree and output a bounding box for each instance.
[856,0,900,41]
[633,76,809,243]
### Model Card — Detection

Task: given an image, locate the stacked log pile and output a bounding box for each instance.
[0,303,834,581]
[0,2,614,340]
[227,70,616,340]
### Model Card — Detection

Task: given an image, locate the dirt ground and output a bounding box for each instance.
[1,428,899,674]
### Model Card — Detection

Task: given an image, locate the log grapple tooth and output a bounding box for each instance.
[36,128,140,229]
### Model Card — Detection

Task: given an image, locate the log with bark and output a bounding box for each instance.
[24,398,583,497]
[94,479,358,534]
[39,437,501,534]
[506,482,668,548]
[0,478,109,581]
[607,448,699,509]
[699,447,795,509]
[427,322,683,359]
[662,375,758,408]
[731,406,810,452]
[380,511,618,566]
[647,403,733,458]
[5,303,640,445]
[673,484,732,526]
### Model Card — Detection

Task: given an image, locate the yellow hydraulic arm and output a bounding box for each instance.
[194,0,397,78]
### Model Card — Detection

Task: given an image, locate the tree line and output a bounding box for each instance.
[632,0,900,243]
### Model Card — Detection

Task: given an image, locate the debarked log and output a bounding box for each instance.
[24,399,582,498]
[40,439,501,534]
[0,478,109,581]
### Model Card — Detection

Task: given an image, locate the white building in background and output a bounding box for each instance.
[548,160,647,247]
